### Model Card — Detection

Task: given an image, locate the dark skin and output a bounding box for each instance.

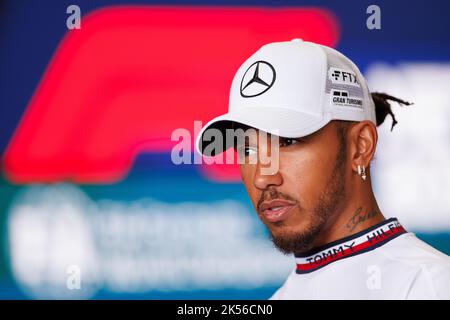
[236,120,385,254]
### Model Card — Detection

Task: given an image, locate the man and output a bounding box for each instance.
[195,39,450,299]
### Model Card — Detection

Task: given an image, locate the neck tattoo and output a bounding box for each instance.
[346,206,379,232]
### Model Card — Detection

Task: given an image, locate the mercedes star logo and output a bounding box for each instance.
[240,61,276,98]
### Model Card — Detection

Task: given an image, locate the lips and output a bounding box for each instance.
[259,199,297,223]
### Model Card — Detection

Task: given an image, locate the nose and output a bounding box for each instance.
[253,161,283,190]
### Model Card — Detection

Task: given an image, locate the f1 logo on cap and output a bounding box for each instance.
[240,61,276,97]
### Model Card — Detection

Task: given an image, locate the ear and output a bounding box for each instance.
[348,120,378,172]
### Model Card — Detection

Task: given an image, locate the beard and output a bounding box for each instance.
[268,144,347,255]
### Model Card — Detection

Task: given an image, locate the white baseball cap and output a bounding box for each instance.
[196,39,376,156]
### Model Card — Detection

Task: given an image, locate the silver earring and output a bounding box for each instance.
[357,165,366,181]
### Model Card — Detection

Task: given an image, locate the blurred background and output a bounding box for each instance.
[1,0,449,299]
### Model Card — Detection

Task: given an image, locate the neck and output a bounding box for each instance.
[310,176,385,249]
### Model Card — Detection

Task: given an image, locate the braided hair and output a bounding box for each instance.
[371,92,413,131]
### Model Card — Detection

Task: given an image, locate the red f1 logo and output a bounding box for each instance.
[3,6,339,184]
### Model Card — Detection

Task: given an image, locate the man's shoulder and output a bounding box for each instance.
[377,232,450,299]
[377,232,450,267]
[269,232,450,300]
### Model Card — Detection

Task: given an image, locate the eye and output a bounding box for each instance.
[236,145,257,158]
[239,146,257,156]
[279,138,301,148]
[245,147,257,156]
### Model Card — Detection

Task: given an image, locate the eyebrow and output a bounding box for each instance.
[274,135,308,143]
[235,135,308,148]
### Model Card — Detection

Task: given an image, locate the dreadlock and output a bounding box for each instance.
[336,92,413,142]
[334,92,413,163]
[371,92,413,131]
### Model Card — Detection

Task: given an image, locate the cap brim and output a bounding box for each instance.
[195,106,331,156]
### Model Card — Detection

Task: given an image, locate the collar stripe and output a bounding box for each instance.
[295,218,406,274]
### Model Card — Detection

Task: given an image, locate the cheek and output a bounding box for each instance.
[280,149,335,204]
[239,163,252,184]
[239,164,259,205]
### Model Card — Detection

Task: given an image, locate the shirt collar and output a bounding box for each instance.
[294,217,407,274]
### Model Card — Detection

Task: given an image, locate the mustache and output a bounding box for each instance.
[257,188,299,211]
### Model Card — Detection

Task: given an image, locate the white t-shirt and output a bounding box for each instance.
[270,217,450,299]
